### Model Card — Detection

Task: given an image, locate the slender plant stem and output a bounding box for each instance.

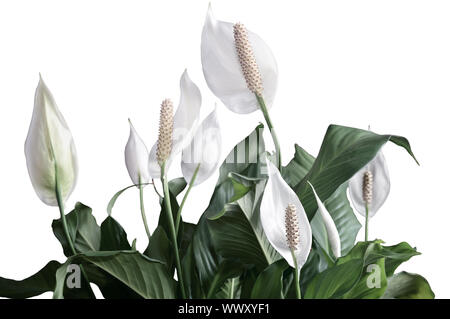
[175,164,200,232]
[55,177,94,297]
[138,176,151,240]
[256,94,282,170]
[151,178,163,198]
[365,202,370,241]
[161,162,187,299]
[290,248,301,299]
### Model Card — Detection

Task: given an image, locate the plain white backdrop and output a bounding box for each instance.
[0,0,449,298]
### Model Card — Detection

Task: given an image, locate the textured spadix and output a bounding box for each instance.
[148,70,201,177]
[181,107,221,186]
[349,150,390,218]
[260,160,312,269]
[24,75,78,206]
[125,119,150,186]
[308,182,341,258]
[201,4,278,114]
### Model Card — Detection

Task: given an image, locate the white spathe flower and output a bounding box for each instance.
[181,107,221,186]
[260,160,312,269]
[148,70,202,177]
[201,4,278,114]
[308,182,341,258]
[24,75,78,206]
[349,150,390,218]
[125,119,150,185]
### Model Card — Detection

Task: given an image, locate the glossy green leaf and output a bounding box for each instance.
[215,277,241,299]
[343,258,387,299]
[294,125,418,221]
[144,226,173,272]
[283,144,361,258]
[209,203,279,271]
[304,259,364,299]
[205,124,265,219]
[52,202,101,256]
[54,251,175,299]
[383,272,435,299]
[251,259,289,299]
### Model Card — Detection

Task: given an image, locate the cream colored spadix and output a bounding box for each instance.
[349,150,390,218]
[24,75,78,206]
[201,4,278,114]
[181,107,221,186]
[148,70,202,177]
[125,119,150,186]
[308,182,341,258]
[260,160,312,269]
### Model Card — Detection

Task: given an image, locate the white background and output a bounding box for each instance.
[0,0,449,298]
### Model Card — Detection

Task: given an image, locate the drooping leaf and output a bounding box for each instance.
[294,125,418,221]
[383,272,435,299]
[284,145,361,258]
[54,251,175,299]
[0,261,61,298]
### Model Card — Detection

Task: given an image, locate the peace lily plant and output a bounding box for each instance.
[0,5,433,300]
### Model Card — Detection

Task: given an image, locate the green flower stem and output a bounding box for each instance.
[161,162,187,299]
[175,163,200,232]
[290,248,301,299]
[55,177,94,297]
[256,94,282,170]
[138,176,151,240]
[365,202,369,241]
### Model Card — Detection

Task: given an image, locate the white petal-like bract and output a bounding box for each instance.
[125,119,150,186]
[201,4,278,114]
[181,107,221,186]
[260,160,312,269]
[148,70,202,177]
[349,150,390,218]
[308,182,341,258]
[24,75,78,206]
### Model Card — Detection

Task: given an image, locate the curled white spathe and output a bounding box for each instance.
[260,160,312,269]
[181,107,222,186]
[148,70,202,178]
[201,4,278,114]
[308,182,341,258]
[349,150,390,218]
[24,75,78,206]
[125,119,150,186]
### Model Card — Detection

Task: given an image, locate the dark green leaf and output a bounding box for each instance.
[304,259,364,299]
[205,124,265,219]
[383,272,434,299]
[294,125,418,222]
[0,261,60,298]
[54,251,175,299]
[251,259,289,299]
[100,216,131,251]
[215,277,241,299]
[52,202,101,256]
